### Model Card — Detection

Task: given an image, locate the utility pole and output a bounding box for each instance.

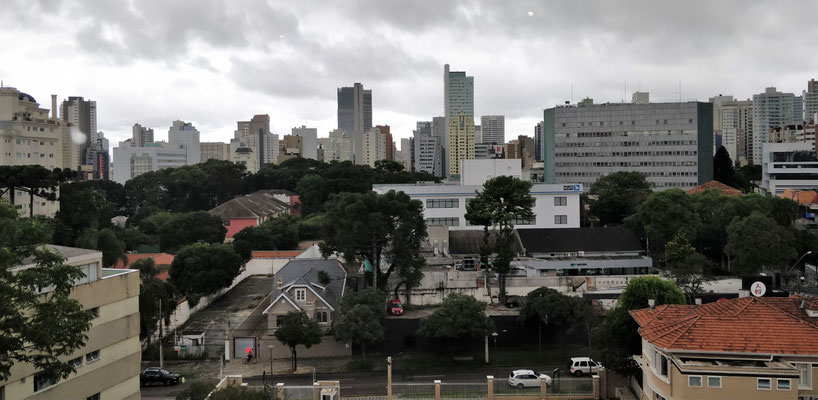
[159,299,164,368]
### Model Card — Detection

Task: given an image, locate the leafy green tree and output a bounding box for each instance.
[520,287,593,352]
[274,311,322,371]
[418,293,495,355]
[592,276,685,376]
[0,201,94,381]
[55,180,126,243]
[0,165,75,217]
[231,215,300,261]
[725,212,797,275]
[295,174,329,216]
[688,190,745,263]
[169,243,242,306]
[464,176,534,304]
[626,189,700,258]
[321,191,426,293]
[665,231,713,301]
[333,304,384,364]
[76,228,127,267]
[713,146,737,188]
[298,212,325,240]
[135,258,177,340]
[158,211,227,253]
[465,195,493,268]
[588,171,653,226]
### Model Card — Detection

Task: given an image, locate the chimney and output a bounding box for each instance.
[51,95,57,119]
[648,299,655,310]
[277,277,283,290]
[695,298,702,305]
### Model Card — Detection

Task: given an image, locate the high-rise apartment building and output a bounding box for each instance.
[361,126,388,167]
[480,115,505,144]
[752,87,796,165]
[543,94,714,190]
[534,121,544,162]
[444,64,475,176]
[236,114,278,166]
[132,123,154,147]
[803,79,818,122]
[474,125,481,144]
[721,99,753,165]
[518,135,536,170]
[201,142,230,161]
[168,120,201,165]
[291,125,317,160]
[413,121,443,177]
[0,87,75,216]
[278,134,302,164]
[60,96,97,171]
[318,129,353,162]
[432,116,447,174]
[337,83,372,164]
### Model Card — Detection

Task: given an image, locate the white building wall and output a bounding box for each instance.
[372,183,582,230]
[761,142,818,195]
[460,159,522,185]
[292,126,318,160]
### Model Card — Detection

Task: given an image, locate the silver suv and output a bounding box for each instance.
[569,357,602,376]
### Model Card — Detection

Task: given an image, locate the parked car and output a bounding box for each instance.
[508,369,551,388]
[569,357,603,376]
[140,367,183,386]
[388,298,404,315]
[505,295,525,308]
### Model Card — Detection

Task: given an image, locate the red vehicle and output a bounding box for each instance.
[388,299,404,315]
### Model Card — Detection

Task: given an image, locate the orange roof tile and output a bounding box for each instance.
[685,180,742,196]
[251,250,303,259]
[631,297,818,355]
[115,253,175,268]
[781,189,818,204]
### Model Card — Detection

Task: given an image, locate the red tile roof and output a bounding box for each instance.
[631,297,818,355]
[115,253,174,281]
[685,180,742,196]
[781,189,818,204]
[251,250,303,259]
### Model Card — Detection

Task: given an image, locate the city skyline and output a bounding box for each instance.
[2,1,818,149]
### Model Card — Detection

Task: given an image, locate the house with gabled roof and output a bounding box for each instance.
[209,190,292,239]
[262,258,347,333]
[631,296,818,400]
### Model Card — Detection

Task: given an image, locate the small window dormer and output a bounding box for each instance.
[295,288,306,302]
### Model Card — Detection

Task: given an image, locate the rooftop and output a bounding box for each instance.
[209,190,291,219]
[517,227,644,254]
[631,296,818,355]
[685,180,742,196]
[18,244,100,267]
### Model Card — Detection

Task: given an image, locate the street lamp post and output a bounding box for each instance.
[491,332,498,360]
[268,345,274,385]
[789,251,813,293]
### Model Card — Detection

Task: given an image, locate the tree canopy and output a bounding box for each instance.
[274,311,322,371]
[320,190,427,292]
[231,215,300,261]
[725,212,797,275]
[465,176,534,304]
[0,201,94,382]
[588,171,652,226]
[418,293,495,354]
[135,258,177,340]
[169,242,242,306]
[158,211,227,253]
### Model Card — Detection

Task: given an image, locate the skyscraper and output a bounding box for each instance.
[534,121,544,162]
[168,120,201,165]
[480,115,505,144]
[292,125,318,160]
[803,79,818,122]
[60,96,97,171]
[337,83,372,164]
[413,121,443,177]
[236,114,278,166]
[132,123,154,147]
[752,87,796,165]
[444,64,474,176]
[721,99,753,165]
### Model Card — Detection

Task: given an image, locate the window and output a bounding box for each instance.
[276,315,285,327]
[795,363,812,389]
[554,196,567,206]
[707,376,721,388]
[777,379,791,390]
[295,288,306,301]
[426,198,459,208]
[89,307,99,318]
[33,373,55,392]
[758,378,771,390]
[554,215,568,224]
[653,393,666,400]
[85,350,100,363]
[426,217,459,227]
[69,356,83,369]
[87,394,100,400]
[688,376,702,387]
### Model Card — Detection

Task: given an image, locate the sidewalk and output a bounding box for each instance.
[223,356,355,377]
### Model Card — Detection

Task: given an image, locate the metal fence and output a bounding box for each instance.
[280,385,318,400]
[392,382,436,399]
[548,378,593,395]
[439,382,488,399]
[493,380,540,397]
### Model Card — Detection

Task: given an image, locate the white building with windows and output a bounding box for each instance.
[761,142,818,195]
[372,182,581,230]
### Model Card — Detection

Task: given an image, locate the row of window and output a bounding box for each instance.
[557,129,698,138]
[34,350,100,392]
[556,139,697,147]
[6,153,55,158]
[562,118,695,128]
[4,138,55,145]
[426,199,459,208]
[427,217,459,227]
[557,161,697,168]
[555,150,698,157]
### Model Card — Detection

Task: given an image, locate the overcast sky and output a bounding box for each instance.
[2,1,818,150]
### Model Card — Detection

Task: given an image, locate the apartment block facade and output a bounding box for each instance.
[753,87,797,165]
[543,97,714,190]
[444,64,475,176]
[761,142,818,195]
[3,245,141,400]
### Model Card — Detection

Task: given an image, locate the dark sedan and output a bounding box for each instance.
[140,367,184,386]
